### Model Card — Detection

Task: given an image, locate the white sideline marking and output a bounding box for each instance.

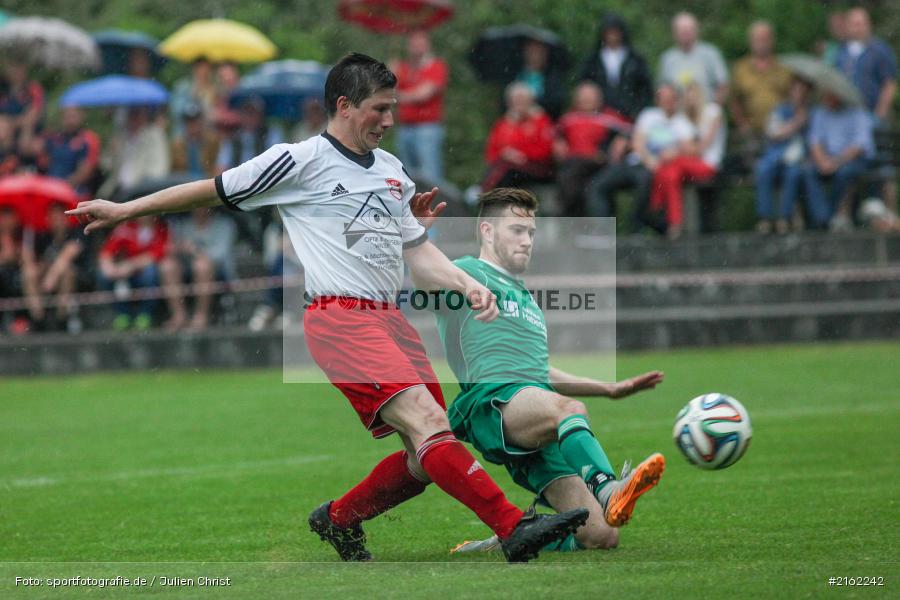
[4,454,333,490]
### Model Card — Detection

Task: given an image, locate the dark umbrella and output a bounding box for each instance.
[114,172,202,202]
[93,30,166,76]
[59,75,169,108]
[469,24,571,83]
[0,175,80,231]
[229,60,328,120]
[338,0,454,34]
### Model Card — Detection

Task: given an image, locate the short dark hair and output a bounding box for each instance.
[477,188,540,221]
[324,53,397,117]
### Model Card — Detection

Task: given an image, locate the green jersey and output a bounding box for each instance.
[434,256,550,392]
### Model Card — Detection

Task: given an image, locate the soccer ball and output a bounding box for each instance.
[673,393,752,470]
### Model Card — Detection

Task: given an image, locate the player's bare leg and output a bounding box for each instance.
[542,476,618,549]
[501,386,664,527]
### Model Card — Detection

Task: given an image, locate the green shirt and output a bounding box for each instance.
[434,256,550,392]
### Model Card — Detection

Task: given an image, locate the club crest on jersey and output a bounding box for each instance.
[343,192,401,248]
[385,178,402,200]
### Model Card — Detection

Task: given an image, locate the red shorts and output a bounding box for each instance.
[304,297,445,438]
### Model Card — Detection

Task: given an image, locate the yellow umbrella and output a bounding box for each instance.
[159,19,277,63]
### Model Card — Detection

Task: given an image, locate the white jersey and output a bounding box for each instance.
[215,133,427,301]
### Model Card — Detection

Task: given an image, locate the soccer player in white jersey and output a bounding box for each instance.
[67,53,588,563]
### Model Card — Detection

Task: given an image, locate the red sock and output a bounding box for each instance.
[416,431,523,539]
[329,450,428,529]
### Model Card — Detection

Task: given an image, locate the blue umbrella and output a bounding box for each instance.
[93,30,166,75]
[229,60,328,120]
[59,75,169,107]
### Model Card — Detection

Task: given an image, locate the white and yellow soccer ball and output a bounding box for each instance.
[673,393,752,470]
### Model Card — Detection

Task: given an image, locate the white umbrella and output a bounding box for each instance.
[0,17,100,71]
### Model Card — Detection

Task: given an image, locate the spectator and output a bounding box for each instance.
[27,107,100,196]
[20,202,85,332]
[290,97,327,142]
[126,48,154,79]
[554,82,631,216]
[170,58,217,136]
[215,97,283,173]
[659,12,729,105]
[0,60,44,137]
[97,216,169,331]
[601,83,693,234]
[802,91,875,230]
[100,107,170,198]
[514,37,567,119]
[819,11,847,66]
[160,208,237,332]
[730,21,792,158]
[480,82,554,192]
[834,7,897,125]
[649,82,723,239]
[0,114,21,176]
[170,103,219,178]
[393,31,449,185]
[754,77,814,233]
[578,13,653,121]
[212,61,242,125]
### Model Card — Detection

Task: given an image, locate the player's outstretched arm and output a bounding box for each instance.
[66,180,221,235]
[410,187,446,230]
[405,240,498,322]
[549,366,664,399]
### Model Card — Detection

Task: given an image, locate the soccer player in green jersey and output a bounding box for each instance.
[425,188,665,552]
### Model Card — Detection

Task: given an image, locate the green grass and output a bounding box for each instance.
[1,342,898,598]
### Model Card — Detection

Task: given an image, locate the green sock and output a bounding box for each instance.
[557,415,616,497]
[542,533,584,552]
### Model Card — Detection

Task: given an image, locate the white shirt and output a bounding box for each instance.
[634,107,696,158]
[601,47,627,86]
[216,133,427,301]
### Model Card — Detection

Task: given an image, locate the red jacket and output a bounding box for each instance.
[485,111,554,164]
[556,108,631,159]
[100,220,169,262]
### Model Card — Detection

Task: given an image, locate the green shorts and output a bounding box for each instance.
[448,382,576,499]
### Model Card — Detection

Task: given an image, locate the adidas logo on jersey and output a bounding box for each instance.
[331,183,349,197]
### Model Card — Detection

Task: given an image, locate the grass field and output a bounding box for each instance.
[2,341,897,598]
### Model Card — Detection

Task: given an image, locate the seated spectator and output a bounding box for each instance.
[215,97,284,173]
[589,84,693,233]
[802,91,875,230]
[20,202,85,332]
[835,7,897,125]
[170,103,219,178]
[754,77,814,233]
[0,114,21,176]
[730,21,792,166]
[160,208,237,332]
[0,60,44,137]
[648,82,724,239]
[100,107,170,198]
[578,13,653,121]
[554,82,631,216]
[479,82,554,192]
[393,31,449,185]
[659,12,729,105]
[291,97,327,143]
[24,107,101,197]
[515,37,567,119]
[97,216,169,331]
